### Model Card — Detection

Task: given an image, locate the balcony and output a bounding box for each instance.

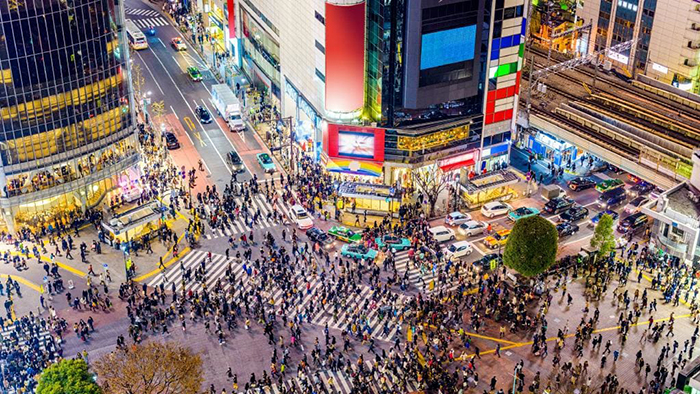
[0,153,141,209]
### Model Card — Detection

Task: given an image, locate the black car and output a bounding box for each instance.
[306,227,334,248]
[627,181,654,198]
[567,177,596,191]
[597,187,627,209]
[544,197,574,214]
[475,253,502,270]
[560,206,589,222]
[556,222,579,237]
[195,106,212,124]
[164,132,180,150]
[617,212,649,234]
[227,151,245,173]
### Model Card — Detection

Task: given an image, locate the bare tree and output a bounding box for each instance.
[93,342,203,394]
[411,164,450,217]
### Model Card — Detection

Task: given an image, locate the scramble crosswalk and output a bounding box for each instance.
[234,360,422,394]
[124,7,160,17]
[201,195,293,240]
[148,250,407,342]
[309,283,408,342]
[393,250,440,291]
[126,17,170,29]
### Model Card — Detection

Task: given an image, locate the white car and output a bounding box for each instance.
[458,220,488,237]
[480,201,512,218]
[290,204,314,230]
[445,212,472,226]
[428,226,456,243]
[624,196,648,214]
[445,241,473,259]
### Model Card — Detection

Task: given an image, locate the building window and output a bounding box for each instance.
[315,69,325,83]
[315,40,325,54]
[315,11,325,24]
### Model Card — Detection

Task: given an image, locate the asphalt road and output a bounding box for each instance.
[125,0,271,188]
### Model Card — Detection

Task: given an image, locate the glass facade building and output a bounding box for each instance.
[0,0,139,232]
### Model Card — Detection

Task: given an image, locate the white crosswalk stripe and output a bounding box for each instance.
[125,7,160,17]
[128,17,169,29]
[0,328,54,353]
[202,195,293,240]
[309,283,408,342]
[235,362,421,394]
[393,250,440,291]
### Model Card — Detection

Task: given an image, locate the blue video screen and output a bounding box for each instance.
[420,25,476,70]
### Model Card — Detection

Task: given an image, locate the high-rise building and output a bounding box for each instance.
[0,0,140,232]
[577,0,700,93]
[225,0,525,186]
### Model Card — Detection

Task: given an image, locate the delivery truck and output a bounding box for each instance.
[211,84,245,132]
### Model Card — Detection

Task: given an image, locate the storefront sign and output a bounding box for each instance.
[438,151,476,172]
[209,13,224,31]
[481,143,508,158]
[397,125,470,152]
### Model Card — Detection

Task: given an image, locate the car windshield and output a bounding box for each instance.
[260,154,271,163]
[494,233,504,241]
[296,210,308,219]
[231,114,242,120]
[448,245,457,252]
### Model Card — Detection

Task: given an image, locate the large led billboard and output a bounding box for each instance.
[324,124,385,163]
[420,25,476,70]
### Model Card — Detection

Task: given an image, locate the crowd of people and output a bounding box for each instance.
[0,313,67,392]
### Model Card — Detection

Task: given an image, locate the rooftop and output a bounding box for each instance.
[666,184,700,220]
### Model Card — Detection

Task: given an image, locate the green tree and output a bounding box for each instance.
[37,358,102,394]
[503,215,559,277]
[590,213,616,258]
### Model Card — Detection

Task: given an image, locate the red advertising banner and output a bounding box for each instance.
[325,2,366,113]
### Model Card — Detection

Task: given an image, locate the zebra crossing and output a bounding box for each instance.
[148,250,407,342]
[309,283,408,342]
[148,250,235,293]
[125,7,160,17]
[127,17,170,29]
[235,360,421,394]
[201,196,292,240]
[0,328,54,352]
[393,250,440,291]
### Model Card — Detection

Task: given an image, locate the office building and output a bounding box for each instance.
[220,0,526,187]
[0,0,140,232]
[577,0,700,92]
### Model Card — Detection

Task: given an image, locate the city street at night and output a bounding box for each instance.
[1,0,700,393]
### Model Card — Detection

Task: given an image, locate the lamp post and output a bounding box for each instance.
[141,91,152,123]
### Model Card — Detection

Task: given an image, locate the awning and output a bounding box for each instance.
[438,151,476,172]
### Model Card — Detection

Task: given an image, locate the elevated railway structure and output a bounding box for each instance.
[520,44,700,189]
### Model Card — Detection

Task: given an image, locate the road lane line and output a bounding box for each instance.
[200,100,253,176]
[145,45,233,175]
[170,106,179,120]
[157,37,165,47]
[134,51,165,94]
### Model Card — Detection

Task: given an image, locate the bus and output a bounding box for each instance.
[125,20,148,50]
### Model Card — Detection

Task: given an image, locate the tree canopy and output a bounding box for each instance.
[93,342,202,394]
[37,358,102,394]
[503,215,559,277]
[590,213,616,258]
